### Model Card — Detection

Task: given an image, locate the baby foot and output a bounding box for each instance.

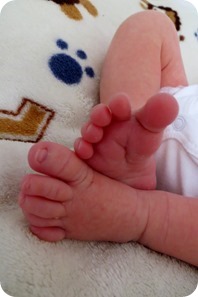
[75,93,179,189]
[18,142,147,242]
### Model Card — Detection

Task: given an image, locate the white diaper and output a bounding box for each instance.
[155,85,198,197]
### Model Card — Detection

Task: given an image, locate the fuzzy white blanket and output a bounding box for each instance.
[0,0,197,296]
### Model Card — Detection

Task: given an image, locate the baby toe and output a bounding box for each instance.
[81,123,104,143]
[19,195,67,219]
[90,103,112,127]
[136,93,179,132]
[109,93,131,120]
[28,142,93,184]
[23,211,64,228]
[30,226,66,242]
[20,174,73,202]
[74,138,94,159]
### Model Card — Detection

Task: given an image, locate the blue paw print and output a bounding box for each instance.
[48,39,95,85]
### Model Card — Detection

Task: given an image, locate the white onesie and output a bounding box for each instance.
[155,85,198,198]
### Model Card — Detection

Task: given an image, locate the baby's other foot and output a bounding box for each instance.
[18,142,145,243]
[75,93,179,189]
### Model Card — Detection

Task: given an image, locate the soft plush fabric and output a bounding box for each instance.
[0,0,197,296]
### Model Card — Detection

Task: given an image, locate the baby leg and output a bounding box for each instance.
[75,11,183,189]
[100,10,188,109]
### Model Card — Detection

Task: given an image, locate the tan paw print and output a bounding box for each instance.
[50,0,98,20]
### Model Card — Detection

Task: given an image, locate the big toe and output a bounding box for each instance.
[136,93,179,132]
[28,142,92,184]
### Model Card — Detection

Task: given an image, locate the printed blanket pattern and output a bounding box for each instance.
[0,0,197,296]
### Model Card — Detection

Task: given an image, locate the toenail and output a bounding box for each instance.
[35,148,48,163]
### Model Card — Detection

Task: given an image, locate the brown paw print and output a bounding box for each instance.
[140,0,185,41]
[50,0,98,20]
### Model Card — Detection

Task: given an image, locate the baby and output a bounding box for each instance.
[18,11,198,266]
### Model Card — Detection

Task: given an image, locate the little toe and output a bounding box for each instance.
[30,226,66,242]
